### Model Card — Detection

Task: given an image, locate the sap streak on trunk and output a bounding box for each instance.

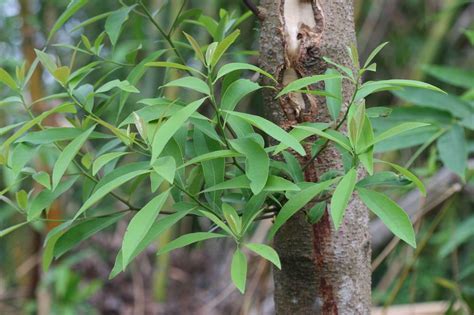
[259,0,371,314]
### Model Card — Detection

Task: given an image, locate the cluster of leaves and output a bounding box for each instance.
[0,1,446,294]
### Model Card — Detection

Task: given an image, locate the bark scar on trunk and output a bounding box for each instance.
[280,1,339,313]
[279,0,324,122]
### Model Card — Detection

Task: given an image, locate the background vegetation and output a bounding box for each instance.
[0,0,472,314]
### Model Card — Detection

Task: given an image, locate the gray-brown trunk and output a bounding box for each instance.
[258,0,371,314]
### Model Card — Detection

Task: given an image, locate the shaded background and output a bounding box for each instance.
[0,0,473,314]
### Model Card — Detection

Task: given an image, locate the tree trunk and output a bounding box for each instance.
[259,1,371,313]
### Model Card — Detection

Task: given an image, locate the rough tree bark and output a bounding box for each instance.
[258,1,371,314]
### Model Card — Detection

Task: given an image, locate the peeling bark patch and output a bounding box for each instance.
[280,0,325,120]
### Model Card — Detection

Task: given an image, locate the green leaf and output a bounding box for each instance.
[195,209,234,236]
[33,172,51,190]
[324,69,342,120]
[157,232,226,255]
[224,111,305,155]
[92,152,129,176]
[437,125,467,180]
[96,79,139,94]
[34,49,57,74]
[269,179,335,239]
[202,175,250,192]
[211,29,240,67]
[52,66,70,85]
[180,150,241,169]
[105,6,132,46]
[48,0,88,42]
[28,176,78,221]
[230,137,269,194]
[109,207,193,278]
[183,32,206,64]
[363,42,388,69]
[356,171,411,188]
[16,127,111,145]
[163,77,210,95]
[264,176,300,192]
[282,151,304,182]
[0,222,28,238]
[330,168,357,230]
[276,73,342,98]
[245,243,281,269]
[222,203,242,235]
[215,63,276,82]
[54,212,125,258]
[122,189,171,268]
[74,169,151,221]
[423,65,474,89]
[357,116,374,175]
[16,190,28,210]
[366,107,392,118]
[375,160,426,196]
[52,126,95,190]
[0,68,18,90]
[370,122,430,147]
[358,187,416,248]
[293,125,352,152]
[231,248,247,294]
[393,88,470,118]
[151,98,206,164]
[220,79,261,112]
[152,156,176,184]
[145,61,204,76]
[376,79,445,93]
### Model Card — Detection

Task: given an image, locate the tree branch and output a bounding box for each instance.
[242,0,264,21]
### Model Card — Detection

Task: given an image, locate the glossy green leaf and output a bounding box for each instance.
[358,187,416,248]
[0,68,18,90]
[180,150,241,169]
[96,79,139,94]
[152,156,176,184]
[220,79,261,111]
[163,77,210,95]
[231,248,247,294]
[54,212,125,258]
[324,69,342,120]
[211,29,240,67]
[215,62,276,82]
[183,32,206,64]
[74,169,150,221]
[52,126,95,190]
[224,111,305,156]
[109,207,193,278]
[92,152,129,176]
[356,171,411,188]
[28,176,78,221]
[269,179,335,239]
[230,137,269,194]
[375,160,426,196]
[330,168,357,230]
[122,189,171,268]
[282,151,304,182]
[245,243,281,269]
[105,6,132,46]
[0,222,28,238]
[48,0,88,42]
[145,61,203,76]
[222,203,242,235]
[294,125,352,152]
[157,232,226,255]
[276,73,342,98]
[363,42,389,68]
[151,98,206,164]
[17,127,112,145]
[33,172,51,190]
